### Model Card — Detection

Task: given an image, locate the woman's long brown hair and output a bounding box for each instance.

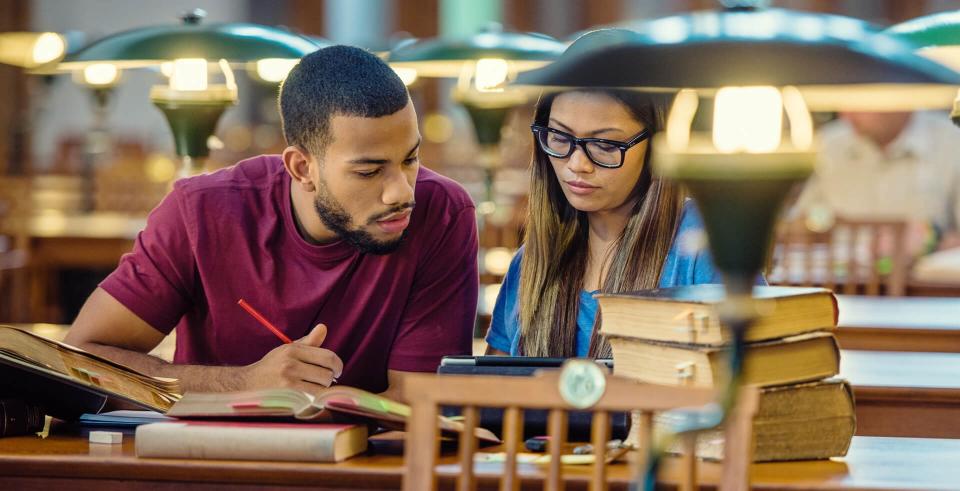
[518,89,684,358]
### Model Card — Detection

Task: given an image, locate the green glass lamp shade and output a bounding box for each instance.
[388,26,566,77]
[59,21,320,69]
[518,9,960,111]
[887,10,960,48]
[886,11,960,125]
[389,27,564,149]
[152,96,233,159]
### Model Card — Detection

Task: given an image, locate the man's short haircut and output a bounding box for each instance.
[279,45,410,157]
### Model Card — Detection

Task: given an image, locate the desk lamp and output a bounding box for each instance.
[388,25,565,204]
[57,9,321,175]
[517,4,960,488]
[886,11,960,126]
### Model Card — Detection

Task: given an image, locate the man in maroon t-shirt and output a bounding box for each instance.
[65,46,478,398]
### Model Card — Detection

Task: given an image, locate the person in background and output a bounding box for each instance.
[64,46,479,399]
[485,89,723,358]
[793,111,960,255]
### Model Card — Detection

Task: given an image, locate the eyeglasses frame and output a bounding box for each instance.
[530,124,652,169]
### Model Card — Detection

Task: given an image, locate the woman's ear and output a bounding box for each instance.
[282,146,316,192]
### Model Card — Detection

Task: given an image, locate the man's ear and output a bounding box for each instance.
[282,145,316,192]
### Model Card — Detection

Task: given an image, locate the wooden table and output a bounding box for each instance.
[906,279,960,297]
[842,350,960,438]
[1,428,958,490]
[836,295,960,352]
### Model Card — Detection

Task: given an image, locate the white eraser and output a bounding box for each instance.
[89,431,123,444]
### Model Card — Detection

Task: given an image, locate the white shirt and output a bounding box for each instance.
[794,111,960,233]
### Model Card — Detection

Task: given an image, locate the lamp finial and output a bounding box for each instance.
[181,8,207,25]
[718,0,770,11]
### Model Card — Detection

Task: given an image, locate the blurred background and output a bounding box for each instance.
[2,0,960,334]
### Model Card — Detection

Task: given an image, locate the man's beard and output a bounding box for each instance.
[313,180,413,255]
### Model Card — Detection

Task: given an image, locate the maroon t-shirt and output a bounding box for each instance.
[100,155,478,392]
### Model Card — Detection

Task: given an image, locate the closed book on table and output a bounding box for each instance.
[662,378,856,462]
[136,421,368,462]
[597,285,838,345]
[608,331,839,388]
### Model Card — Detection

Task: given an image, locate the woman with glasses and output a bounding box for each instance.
[484,88,721,357]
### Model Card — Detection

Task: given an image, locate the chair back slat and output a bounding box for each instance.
[679,433,697,491]
[720,387,759,491]
[800,227,814,287]
[457,405,478,491]
[501,406,523,491]
[866,224,882,295]
[546,408,568,491]
[590,410,611,491]
[403,400,440,491]
[630,411,653,484]
[842,224,858,294]
[824,228,836,290]
[887,222,908,296]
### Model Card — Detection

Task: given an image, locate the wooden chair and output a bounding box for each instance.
[402,362,759,491]
[770,217,910,296]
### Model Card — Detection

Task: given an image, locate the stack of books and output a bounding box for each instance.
[597,285,854,462]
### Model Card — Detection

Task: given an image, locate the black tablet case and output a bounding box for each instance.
[437,361,629,441]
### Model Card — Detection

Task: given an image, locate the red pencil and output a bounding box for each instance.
[237,299,293,344]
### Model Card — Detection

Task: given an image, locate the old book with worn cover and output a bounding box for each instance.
[167,386,499,442]
[661,378,856,461]
[136,421,368,462]
[597,285,838,345]
[0,325,181,418]
[608,331,839,388]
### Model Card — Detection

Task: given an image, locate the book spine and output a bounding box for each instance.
[0,398,45,437]
[135,423,344,462]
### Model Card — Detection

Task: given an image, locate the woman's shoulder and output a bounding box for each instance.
[660,198,721,286]
[677,198,705,231]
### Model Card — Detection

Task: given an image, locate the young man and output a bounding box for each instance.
[64,46,479,398]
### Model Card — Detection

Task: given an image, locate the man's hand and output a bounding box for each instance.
[239,324,344,394]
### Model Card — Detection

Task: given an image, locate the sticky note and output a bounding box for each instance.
[89,431,123,444]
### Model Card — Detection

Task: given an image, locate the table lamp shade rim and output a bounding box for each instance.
[387,31,565,66]
[512,9,960,111]
[887,10,960,48]
[59,22,323,67]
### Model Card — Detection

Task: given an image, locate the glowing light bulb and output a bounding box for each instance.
[473,58,509,92]
[82,63,120,87]
[31,32,65,65]
[782,86,813,150]
[666,89,699,151]
[393,67,418,86]
[255,58,298,83]
[169,58,208,91]
[713,86,783,153]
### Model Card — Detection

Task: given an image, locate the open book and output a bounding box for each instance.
[0,325,182,417]
[168,386,500,442]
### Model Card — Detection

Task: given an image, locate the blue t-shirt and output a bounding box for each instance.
[485,201,722,356]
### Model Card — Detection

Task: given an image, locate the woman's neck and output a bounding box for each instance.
[584,197,636,291]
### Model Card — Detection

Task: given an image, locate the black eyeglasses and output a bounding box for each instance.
[530,124,651,169]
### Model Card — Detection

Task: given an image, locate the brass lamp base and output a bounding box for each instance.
[654,139,815,298]
[150,85,236,173]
